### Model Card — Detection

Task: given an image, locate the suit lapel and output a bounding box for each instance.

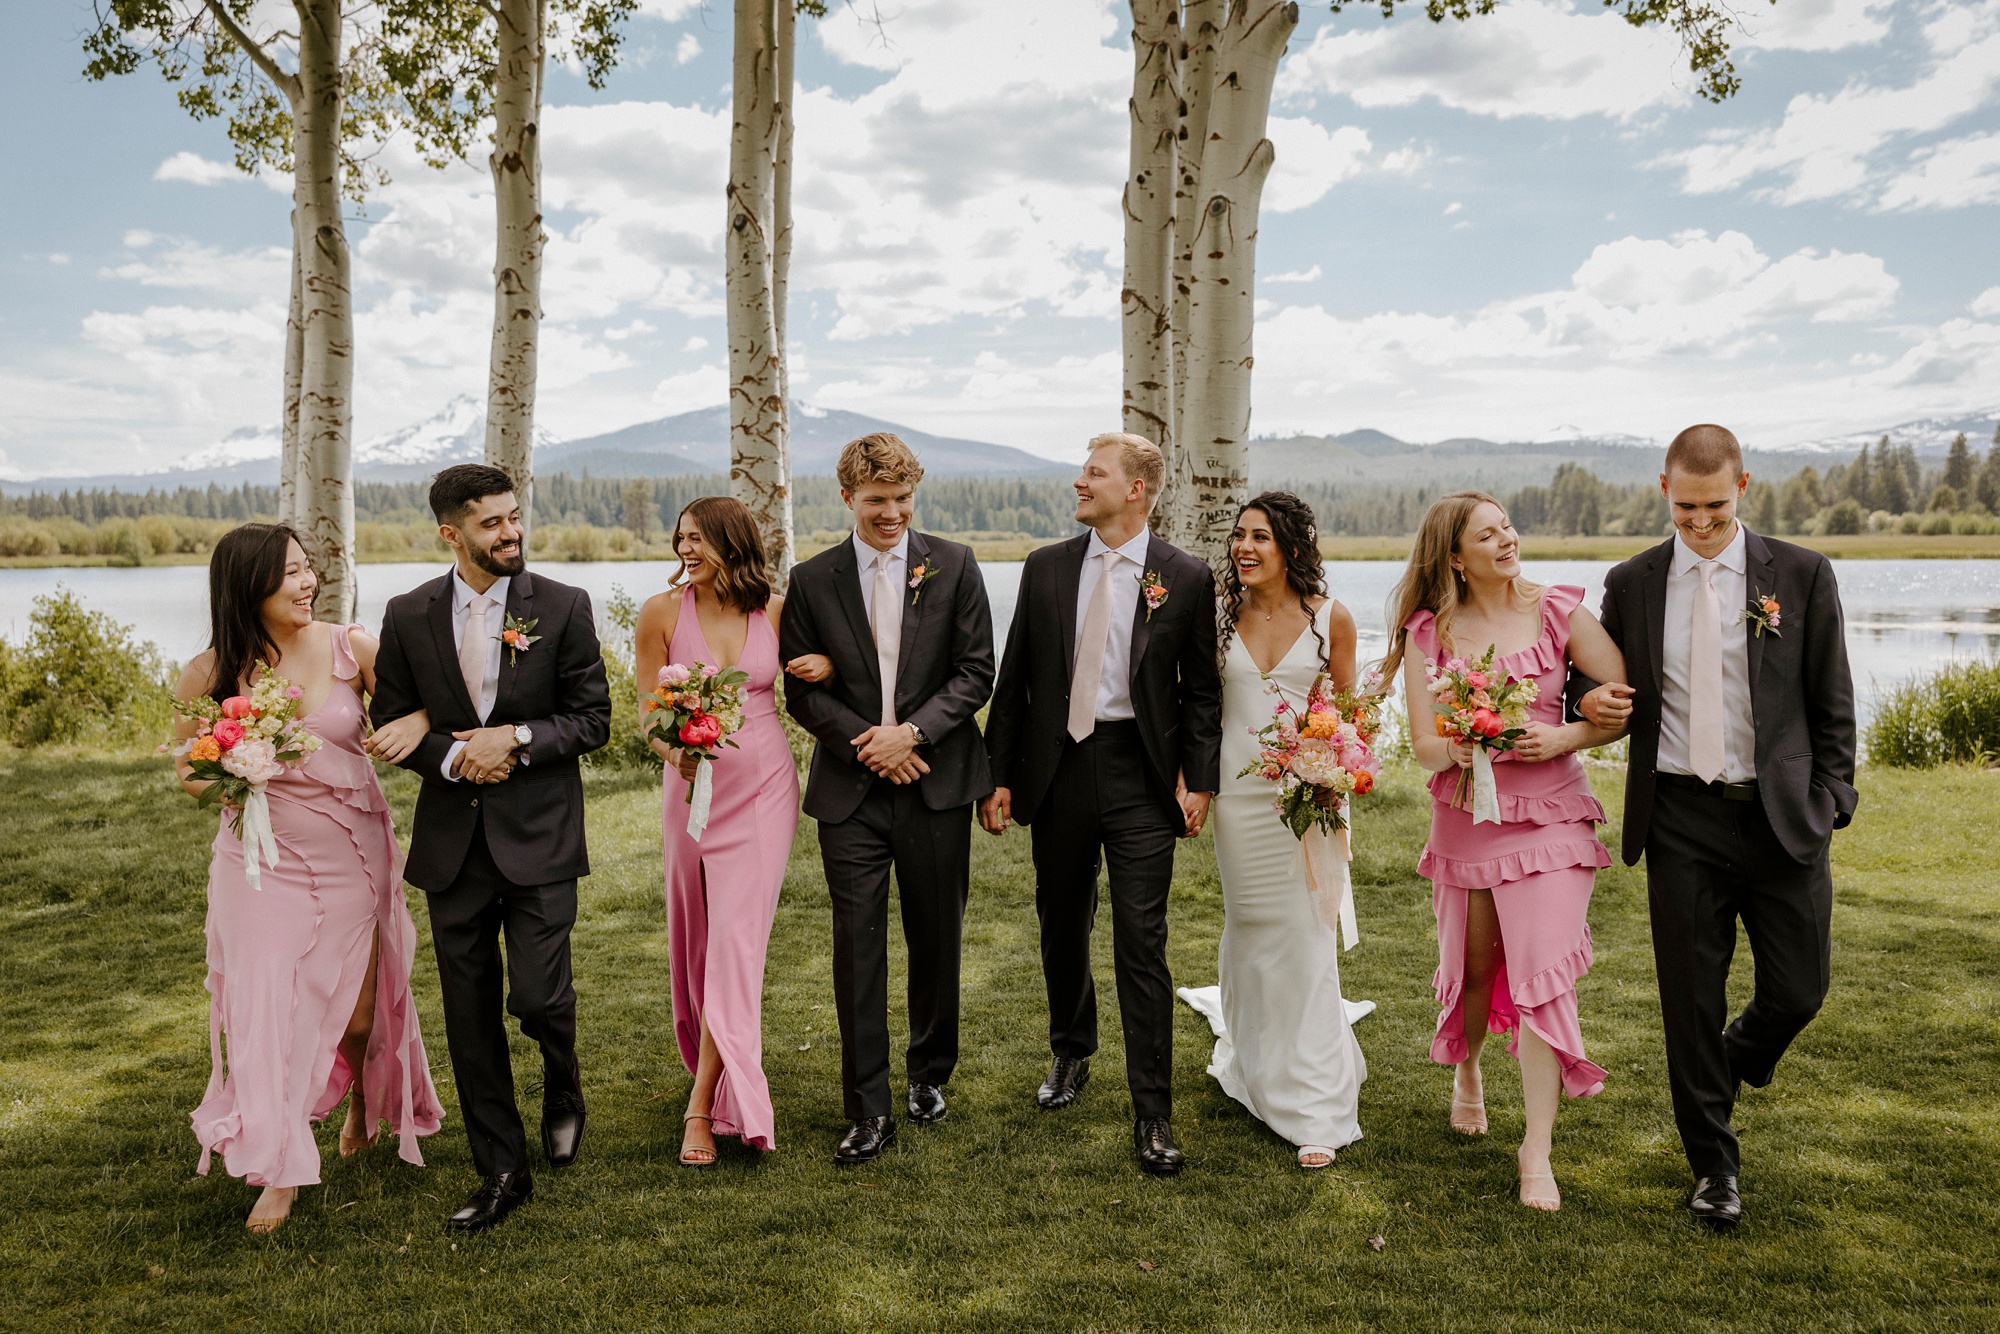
[1744,528,1776,697]
[492,569,535,720]
[1640,538,1672,696]
[892,532,931,706]
[426,572,479,724]
[1126,535,1169,689]
[1054,534,1087,673]
[829,538,877,686]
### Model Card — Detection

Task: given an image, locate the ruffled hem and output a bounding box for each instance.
[1512,932,1595,1009]
[292,745,390,814]
[1423,775,1606,825]
[1418,837,1611,889]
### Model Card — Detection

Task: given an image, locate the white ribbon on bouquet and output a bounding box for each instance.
[240,784,281,890]
[1471,746,1502,826]
[686,756,715,841]
[1298,819,1360,951]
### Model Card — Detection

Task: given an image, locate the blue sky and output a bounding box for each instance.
[3,0,1997,477]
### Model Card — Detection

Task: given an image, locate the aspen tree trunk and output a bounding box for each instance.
[772,0,794,438]
[1163,0,1223,545]
[486,0,545,535]
[292,0,356,621]
[1176,0,1296,567]
[1122,0,1178,505]
[279,212,304,528]
[726,0,793,583]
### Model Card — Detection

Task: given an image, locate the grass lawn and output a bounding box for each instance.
[0,752,1995,1331]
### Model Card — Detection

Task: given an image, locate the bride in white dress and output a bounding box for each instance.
[1179,493,1371,1169]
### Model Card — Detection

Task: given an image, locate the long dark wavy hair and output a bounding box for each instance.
[1219,492,1327,670]
[205,523,307,700]
[671,496,773,612]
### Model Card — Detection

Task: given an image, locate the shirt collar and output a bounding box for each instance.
[1671,521,1748,576]
[852,529,909,569]
[452,567,510,611]
[1085,526,1152,565]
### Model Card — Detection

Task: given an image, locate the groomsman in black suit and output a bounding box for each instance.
[982,432,1222,1176]
[1576,425,1857,1229]
[371,465,611,1232]
[780,433,996,1165]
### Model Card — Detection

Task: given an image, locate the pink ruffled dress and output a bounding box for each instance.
[192,624,443,1188]
[1407,584,1610,1099]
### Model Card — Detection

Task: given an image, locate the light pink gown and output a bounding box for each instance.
[1408,584,1611,1099]
[192,624,443,1189]
[661,590,801,1151]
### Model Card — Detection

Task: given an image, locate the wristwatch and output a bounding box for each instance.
[513,723,533,750]
[907,722,927,746]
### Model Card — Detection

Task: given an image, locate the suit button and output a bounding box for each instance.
[470,797,479,808]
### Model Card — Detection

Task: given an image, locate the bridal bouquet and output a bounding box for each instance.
[645,661,750,840]
[169,675,322,889]
[1425,646,1537,825]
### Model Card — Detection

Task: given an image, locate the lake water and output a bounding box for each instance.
[3,557,1995,727]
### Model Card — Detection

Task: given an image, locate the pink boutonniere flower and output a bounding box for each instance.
[908,561,939,604]
[1136,569,1168,621]
[1737,590,1783,638]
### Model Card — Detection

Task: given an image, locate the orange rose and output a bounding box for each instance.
[1351,770,1374,795]
[503,629,523,647]
[189,736,222,763]
[1435,714,1453,737]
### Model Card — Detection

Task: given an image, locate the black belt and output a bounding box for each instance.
[1077,718,1141,740]
[1659,772,1760,802]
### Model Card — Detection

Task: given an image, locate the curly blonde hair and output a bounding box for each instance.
[837,433,926,492]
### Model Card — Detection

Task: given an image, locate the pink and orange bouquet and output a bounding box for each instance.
[169,674,322,827]
[1237,671,1386,839]
[1425,645,1537,811]
[645,661,750,802]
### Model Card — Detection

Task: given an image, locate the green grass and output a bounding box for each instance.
[1,753,1995,1331]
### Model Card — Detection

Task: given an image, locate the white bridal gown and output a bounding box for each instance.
[1179,599,1371,1155]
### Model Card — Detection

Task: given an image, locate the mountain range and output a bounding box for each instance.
[5,399,1994,496]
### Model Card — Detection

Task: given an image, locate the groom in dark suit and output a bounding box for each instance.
[1575,424,1856,1230]
[371,464,611,1232]
[982,432,1222,1176]
[780,433,996,1165]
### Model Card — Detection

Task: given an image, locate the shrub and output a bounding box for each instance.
[93,517,146,565]
[44,516,94,555]
[1820,499,1866,535]
[137,514,179,556]
[1897,511,1924,535]
[1953,511,1997,536]
[1922,511,1955,535]
[557,524,608,563]
[0,589,175,748]
[1866,660,2000,768]
[584,585,662,772]
[0,517,58,557]
[607,526,635,556]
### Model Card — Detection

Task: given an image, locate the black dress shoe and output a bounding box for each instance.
[1036,1056,1090,1110]
[834,1115,897,1165]
[907,1083,947,1125]
[444,1171,533,1233]
[1689,1175,1742,1230]
[542,1089,588,1168]
[1134,1117,1185,1176]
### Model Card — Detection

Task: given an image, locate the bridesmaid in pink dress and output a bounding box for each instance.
[1382,494,1629,1212]
[170,525,442,1232]
[635,497,825,1165]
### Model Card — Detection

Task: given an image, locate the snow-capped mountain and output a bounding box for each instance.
[1777,408,2000,457]
[1528,426,1657,449]
[174,423,284,473]
[157,395,560,481]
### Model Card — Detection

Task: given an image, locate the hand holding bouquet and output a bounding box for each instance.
[645,661,749,839]
[169,675,323,889]
[1425,646,1538,824]
[1237,671,1385,839]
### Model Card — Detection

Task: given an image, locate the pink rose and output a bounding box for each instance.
[1472,709,1503,739]
[658,663,693,687]
[284,685,304,700]
[679,713,723,749]
[220,696,254,720]
[211,718,246,749]
[1465,671,1490,690]
[1445,657,1467,673]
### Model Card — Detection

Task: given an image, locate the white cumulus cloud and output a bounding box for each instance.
[153,152,240,186]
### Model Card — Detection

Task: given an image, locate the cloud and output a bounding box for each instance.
[1267,265,1323,285]
[1877,131,2000,211]
[1973,287,2000,318]
[1265,119,1373,212]
[674,33,700,64]
[99,232,290,300]
[1735,0,1896,53]
[1278,0,1689,121]
[153,152,240,186]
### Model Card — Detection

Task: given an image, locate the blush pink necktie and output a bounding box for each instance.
[871,552,901,727]
[460,594,494,721]
[1687,560,1726,783]
[1068,552,1118,743]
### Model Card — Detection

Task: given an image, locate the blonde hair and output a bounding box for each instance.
[1379,491,1541,683]
[837,433,926,492]
[1086,432,1165,506]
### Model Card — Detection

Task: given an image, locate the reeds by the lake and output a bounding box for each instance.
[1866,659,2000,768]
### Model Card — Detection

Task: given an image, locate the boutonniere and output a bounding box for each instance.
[1737,590,1782,638]
[908,561,939,604]
[498,612,542,664]
[1136,569,1168,621]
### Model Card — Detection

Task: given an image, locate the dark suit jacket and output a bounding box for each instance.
[780,532,997,824]
[371,568,612,891]
[984,531,1222,827]
[1584,530,1857,866]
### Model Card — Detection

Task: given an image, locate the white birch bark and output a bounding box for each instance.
[726,0,792,583]
[292,0,357,621]
[485,0,545,536]
[279,211,304,529]
[772,0,794,442]
[1122,0,1178,495]
[1163,0,1223,545]
[1176,0,1296,567]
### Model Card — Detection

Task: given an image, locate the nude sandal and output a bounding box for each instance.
[680,1113,717,1167]
[1297,1146,1336,1169]
[1518,1169,1561,1212]
[1450,1095,1488,1136]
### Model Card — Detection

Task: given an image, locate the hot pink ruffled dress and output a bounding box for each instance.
[661,591,800,1151]
[1407,584,1610,1099]
[193,624,443,1188]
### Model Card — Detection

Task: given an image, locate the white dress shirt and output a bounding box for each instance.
[441,569,510,781]
[1074,527,1150,722]
[1658,523,1757,782]
[852,528,909,620]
